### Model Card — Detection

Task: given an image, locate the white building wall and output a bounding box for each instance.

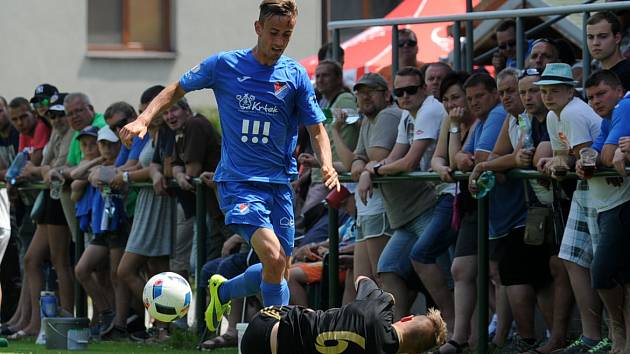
[0,0,321,112]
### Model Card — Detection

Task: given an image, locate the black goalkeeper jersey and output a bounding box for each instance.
[241,278,399,354]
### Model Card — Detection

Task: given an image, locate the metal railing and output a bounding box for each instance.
[14,166,630,346]
[329,1,630,84]
[327,168,629,354]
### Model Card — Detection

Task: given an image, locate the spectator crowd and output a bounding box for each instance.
[1,9,630,354]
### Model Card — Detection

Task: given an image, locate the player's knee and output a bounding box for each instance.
[262,253,286,276]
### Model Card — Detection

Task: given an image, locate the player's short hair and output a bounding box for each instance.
[584,69,623,90]
[464,72,497,93]
[587,11,621,35]
[259,0,298,22]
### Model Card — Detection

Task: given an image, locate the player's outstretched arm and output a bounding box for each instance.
[307,123,340,191]
[120,81,186,146]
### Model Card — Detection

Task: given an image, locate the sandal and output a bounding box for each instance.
[7,330,35,340]
[432,340,469,354]
[201,332,238,351]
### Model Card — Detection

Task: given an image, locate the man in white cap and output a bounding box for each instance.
[535,63,610,353]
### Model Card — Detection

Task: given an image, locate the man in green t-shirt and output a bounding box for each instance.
[63,93,107,167]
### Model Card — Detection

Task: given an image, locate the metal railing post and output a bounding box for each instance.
[583,11,591,86]
[332,29,341,63]
[327,206,339,308]
[453,21,462,71]
[74,222,87,317]
[195,182,208,336]
[392,25,399,79]
[516,17,525,70]
[465,0,474,73]
[476,195,489,354]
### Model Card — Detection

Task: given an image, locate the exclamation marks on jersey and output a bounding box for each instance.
[241,120,270,144]
[241,119,250,142]
[262,122,270,144]
[251,120,260,143]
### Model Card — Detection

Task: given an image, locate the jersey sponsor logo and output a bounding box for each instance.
[314,331,366,353]
[279,217,294,228]
[236,93,279,115]
[236,203,249,214]
[238,76,251,82]
[240,119,270,144]
[274,82,289,99]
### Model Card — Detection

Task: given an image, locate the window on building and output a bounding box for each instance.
[88,0,171,51]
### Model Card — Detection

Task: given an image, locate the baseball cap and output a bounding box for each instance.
[353,73,388,91]
[77,126,99,140]
[48,93,67,112]
[534,63,577,87]
[97,126,119,143]
[30,84,59,104]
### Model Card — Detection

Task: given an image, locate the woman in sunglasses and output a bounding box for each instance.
[11,93,75,339]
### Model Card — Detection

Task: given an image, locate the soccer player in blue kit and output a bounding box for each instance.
[120,0,340,332]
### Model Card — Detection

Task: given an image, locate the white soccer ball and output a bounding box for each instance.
[143,272,192,322]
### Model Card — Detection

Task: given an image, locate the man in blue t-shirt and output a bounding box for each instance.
[577,70,630,353]
[120,0,339,332]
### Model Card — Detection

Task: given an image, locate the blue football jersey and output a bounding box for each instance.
[180,49,324,183]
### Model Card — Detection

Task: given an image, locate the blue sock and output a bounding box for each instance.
[260,279,290,306]
[217,263,263,303]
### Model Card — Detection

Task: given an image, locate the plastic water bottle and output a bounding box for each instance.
[100,187,114,231]
[36,291,58,345]
[517,113,534,150]
[6,149,30,185]
[471,171,496,199]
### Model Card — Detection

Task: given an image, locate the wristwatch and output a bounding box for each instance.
[373,163,383,177]
[122,171,130,183]
[449,125,460,134]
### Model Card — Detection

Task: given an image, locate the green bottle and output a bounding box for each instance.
[472,171,496,199]
[322,108,333,124]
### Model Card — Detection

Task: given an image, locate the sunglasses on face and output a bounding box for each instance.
[398,39,417,48]
[46,110,65,120]
[110,118,129,131]
[497,40,516,50]
[518,68,541,80]
[393,85,421,97]
[33,98,50,109]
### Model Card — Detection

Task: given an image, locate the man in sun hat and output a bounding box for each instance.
[535,62,611,353]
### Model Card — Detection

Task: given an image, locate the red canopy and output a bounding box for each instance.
[300,0,478,82]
